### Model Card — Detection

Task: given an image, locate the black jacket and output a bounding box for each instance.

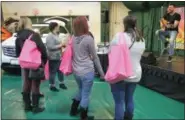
[15,29,48,64]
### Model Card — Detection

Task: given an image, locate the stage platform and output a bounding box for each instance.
[157,56,184,74]
[140,56,185,103]
[1,74,184,119]
[97,54,185,103]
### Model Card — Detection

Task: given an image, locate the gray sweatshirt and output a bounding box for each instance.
[72,35,104,77]
[46,33,61,60]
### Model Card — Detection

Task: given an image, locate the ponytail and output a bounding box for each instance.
[134,28,144,42]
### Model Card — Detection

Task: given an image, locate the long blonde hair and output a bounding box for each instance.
[17,16,32,31]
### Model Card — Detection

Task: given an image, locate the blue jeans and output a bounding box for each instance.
[73,72,94,109]
[158,30,178,56]
[49,60,64,85]
[110,81,137,120]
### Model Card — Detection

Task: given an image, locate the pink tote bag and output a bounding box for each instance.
[105,32,134,84]
[19,34,41,69]
[59,36,73,76]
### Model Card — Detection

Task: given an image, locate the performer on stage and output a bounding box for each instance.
[156,4,181,62]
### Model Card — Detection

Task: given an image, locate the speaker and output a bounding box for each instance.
[101,10,109,23]
[141,52,157,66]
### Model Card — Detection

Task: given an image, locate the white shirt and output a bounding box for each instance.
[110,32,145,82]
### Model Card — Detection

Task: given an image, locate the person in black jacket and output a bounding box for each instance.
[15,17,47,113]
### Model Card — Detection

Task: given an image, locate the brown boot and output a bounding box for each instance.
[70,99,80,116]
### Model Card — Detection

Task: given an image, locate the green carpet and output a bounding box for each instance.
[1,74,184,119]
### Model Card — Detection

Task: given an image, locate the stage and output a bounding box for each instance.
[97,54,185,103]
[157,56,184,74]
[140,55,185,103]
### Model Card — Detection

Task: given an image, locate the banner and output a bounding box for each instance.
[175,7,184,50]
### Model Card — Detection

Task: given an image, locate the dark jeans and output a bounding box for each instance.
[110,81,137,120]
[49,60,64,85]
[21,69,41,94]
[73,72,94,108]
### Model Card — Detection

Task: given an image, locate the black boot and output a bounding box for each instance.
[124,112,133,120]
[22,92,32,111]
[80,107,94,120]
[32,94,45,113]
[70,99,80,116]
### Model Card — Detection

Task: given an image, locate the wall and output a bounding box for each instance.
[109,2,130,40]
[2,2,101,45]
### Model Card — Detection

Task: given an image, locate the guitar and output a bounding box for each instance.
[160,18,175,30]
[160,18,168,30]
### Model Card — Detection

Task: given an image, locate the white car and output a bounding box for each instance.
[1,17,70,72]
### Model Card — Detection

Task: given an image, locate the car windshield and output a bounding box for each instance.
[32,24,67,36]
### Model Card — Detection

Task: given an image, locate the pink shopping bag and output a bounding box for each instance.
[19,34,41,69]
[105,32,133,84]
[59,36,73,76]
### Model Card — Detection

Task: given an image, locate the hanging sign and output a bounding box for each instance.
[32,8,39,16]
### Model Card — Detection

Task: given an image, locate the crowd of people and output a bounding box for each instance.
[14,14,145,120]
[0,4,180,120]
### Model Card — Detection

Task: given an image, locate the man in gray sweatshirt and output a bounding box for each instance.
[46,22,67,92]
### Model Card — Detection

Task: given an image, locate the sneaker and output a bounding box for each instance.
[164,41,169,48]
[59,84,67,90]
[167,56,172,62]
[39,93,44,98]
[50,86,59,92]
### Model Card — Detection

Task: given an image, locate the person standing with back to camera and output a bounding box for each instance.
[15,17,47,113]
[109,15,145,120]
[46,22,67,92]
[69,16,104,120]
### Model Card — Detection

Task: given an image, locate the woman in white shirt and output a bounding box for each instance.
[109,15,145,120]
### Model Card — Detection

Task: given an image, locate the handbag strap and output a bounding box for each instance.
[119,32,135,50]
[28,34,33,40]
[67,35,73,46]
[128,36,136,50]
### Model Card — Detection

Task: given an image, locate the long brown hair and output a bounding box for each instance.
[72,16,89,36]
[123,15,143,42]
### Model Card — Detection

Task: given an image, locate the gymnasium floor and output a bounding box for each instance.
[1,74,184,119]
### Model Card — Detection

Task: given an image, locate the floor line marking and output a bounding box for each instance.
[4,89,15,95]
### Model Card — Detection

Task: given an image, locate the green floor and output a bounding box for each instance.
[1,74,184,119]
